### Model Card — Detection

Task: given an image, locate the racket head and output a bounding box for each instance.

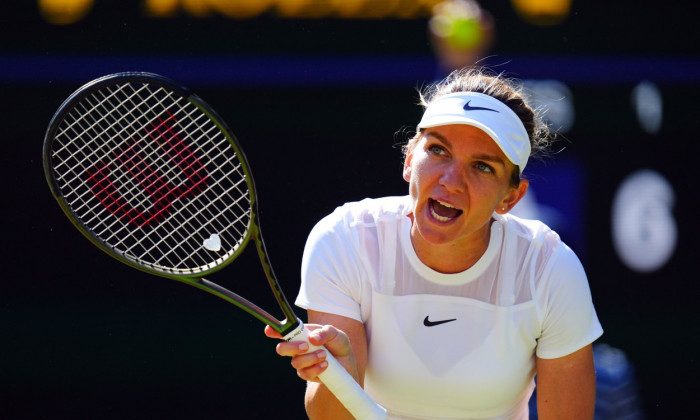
[43,72,257,280]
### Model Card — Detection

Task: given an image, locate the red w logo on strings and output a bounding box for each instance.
[85,112,209,227]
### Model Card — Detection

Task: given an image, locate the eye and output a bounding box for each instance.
[428,144,447,156]
[475,161,494,174]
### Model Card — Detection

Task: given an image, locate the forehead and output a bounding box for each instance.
[419,124,502,152]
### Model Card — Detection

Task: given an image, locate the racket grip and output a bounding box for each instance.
[284,324,387,420]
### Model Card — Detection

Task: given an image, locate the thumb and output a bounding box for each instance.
[308,325,353,358]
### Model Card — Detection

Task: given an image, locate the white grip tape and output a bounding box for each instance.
[284,324,387,420]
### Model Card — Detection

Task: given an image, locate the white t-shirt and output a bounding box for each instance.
[296,196,603,419]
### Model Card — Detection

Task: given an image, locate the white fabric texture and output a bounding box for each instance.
[296,196,603,419]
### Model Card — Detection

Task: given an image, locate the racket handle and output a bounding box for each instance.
[284,324,387,420]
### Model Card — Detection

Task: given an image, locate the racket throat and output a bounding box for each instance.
[196,278,300,333]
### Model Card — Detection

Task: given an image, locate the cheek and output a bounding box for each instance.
[408,155,432,178]
[407,171,419,197]
[466,178,506,208]
[406,161,429,192]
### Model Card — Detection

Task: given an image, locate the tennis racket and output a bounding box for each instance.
[43,72,386,420]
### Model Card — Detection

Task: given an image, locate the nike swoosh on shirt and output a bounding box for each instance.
[423,316,457,327]
[463,101,499,113]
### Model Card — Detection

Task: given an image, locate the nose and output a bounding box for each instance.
[439,163,467,193]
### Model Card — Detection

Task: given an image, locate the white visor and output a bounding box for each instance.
[417,92,530,173]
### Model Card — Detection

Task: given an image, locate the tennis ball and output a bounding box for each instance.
[447,17,483,49]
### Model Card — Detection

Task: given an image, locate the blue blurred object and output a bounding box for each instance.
[593,343,645,419]
[529,343,645,419]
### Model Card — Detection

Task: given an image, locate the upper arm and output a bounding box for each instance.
[536,245,603,359]
[535,344,596,420]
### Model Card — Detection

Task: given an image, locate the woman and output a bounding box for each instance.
[266,67,603,419]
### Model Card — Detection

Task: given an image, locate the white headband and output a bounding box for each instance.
[417,92,531,173]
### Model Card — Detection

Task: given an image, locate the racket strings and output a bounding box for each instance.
[50,81,252,274]
[55,84,170,223]
[136,157,250,271]
[101,109,246,271]
[53,83,158,182]
[68,87,185,243]
[92,86,244,270]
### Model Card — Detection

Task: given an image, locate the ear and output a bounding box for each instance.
[497,179,529,214]
[402,152,413,182]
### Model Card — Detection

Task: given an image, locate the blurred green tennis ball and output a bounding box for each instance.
[448,17,483,49]
[430,14,484,50]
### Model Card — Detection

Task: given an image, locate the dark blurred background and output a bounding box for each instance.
[2,1,698,418]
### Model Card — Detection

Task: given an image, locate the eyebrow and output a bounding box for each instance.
[423,131,507,168]
[472,154,507,168]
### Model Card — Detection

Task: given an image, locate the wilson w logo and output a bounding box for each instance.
[85,113,209,227]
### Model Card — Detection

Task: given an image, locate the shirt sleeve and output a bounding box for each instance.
[535,243,603,359]
[295,211,366,323]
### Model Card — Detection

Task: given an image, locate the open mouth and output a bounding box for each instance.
[429,198,463,222]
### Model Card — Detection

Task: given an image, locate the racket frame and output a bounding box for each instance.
[43,72,387,419]
[42,72,300,334]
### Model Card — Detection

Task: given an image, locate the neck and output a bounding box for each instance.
[410,219,493,274]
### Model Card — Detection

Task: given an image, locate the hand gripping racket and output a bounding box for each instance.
[43,72,386,420]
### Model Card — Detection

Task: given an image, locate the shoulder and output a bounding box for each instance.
[315,196,411,230]
[495,213,582,276]
[497,213,563,252]
[304,196,410,256]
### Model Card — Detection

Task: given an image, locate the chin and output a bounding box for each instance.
[414,212,461,245]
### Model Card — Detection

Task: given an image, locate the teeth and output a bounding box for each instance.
[436,200,455,208]
[430,199,455,222]
[430,206,451,222]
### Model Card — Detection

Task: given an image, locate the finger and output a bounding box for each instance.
[295,353,329,382]
[297,362,329,382]
[307,325,352,357]
[264,325,283,339]
[290,349,327,371]
[307,325,336,346]
[275,340,309,357]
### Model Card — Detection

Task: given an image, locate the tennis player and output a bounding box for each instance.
[266,67,603,419]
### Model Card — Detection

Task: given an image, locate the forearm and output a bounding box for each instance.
[305,382,357,420]
[303,344,362,420]
[302,312,368,419]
